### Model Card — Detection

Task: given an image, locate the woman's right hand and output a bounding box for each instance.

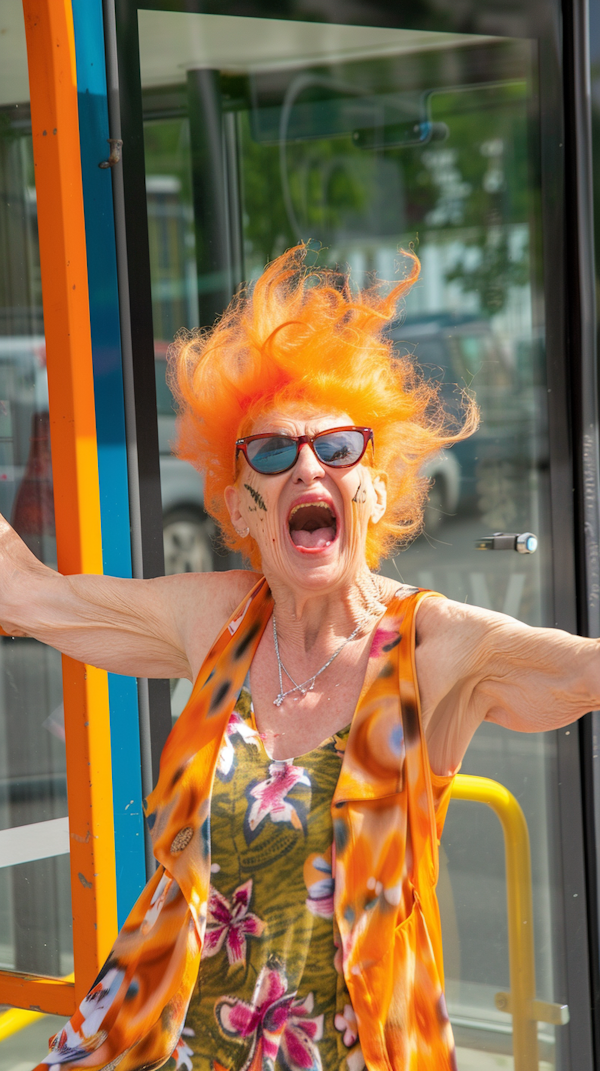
[0,512,257,681]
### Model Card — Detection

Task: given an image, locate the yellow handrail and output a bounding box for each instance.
[0,1006,46,1044]
[451,774,568,1071]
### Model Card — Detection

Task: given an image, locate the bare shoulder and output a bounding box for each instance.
[413,595,537,714]
[410,591,600,771]
[377,576,421,603]
[415,594,494,645]
[153,568,261,678]
[416,595,538,651]
[415,593,522,651]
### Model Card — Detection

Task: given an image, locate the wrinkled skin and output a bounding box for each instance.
[225,410,386,609]
[0,406,599,773]
[224,409,395,759]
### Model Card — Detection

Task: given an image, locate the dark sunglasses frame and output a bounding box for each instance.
[235,426,374,475]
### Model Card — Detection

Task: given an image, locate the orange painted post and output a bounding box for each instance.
[15,0,118,1008]
[0,975,74,1018]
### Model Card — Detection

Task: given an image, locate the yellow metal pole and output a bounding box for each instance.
[0,1007,45,1044]
[451,774,539,1071]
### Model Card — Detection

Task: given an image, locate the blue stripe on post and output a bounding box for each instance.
[72,0,146,924]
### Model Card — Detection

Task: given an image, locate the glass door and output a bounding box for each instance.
[0,0,72,984]
[115,2,592,1067]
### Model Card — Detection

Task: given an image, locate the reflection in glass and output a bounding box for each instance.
[0,0,70,981]
[139,12,558,1066]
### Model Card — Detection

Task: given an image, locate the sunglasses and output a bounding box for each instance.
[236,426,374,475]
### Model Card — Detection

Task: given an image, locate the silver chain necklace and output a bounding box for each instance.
[272,614,366,707]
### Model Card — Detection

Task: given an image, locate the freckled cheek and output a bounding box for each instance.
[250,510,286,561]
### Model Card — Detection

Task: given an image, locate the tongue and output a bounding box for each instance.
[291,525,336,548]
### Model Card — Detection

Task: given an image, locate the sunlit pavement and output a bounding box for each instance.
[0,1014,63,1071]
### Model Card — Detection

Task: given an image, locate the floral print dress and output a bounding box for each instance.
[37,579,458,1071]
[179,682,362,1071]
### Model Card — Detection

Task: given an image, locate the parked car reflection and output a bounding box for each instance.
[390,314,548,529]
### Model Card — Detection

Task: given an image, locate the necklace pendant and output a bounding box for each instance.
[272,611,366,714]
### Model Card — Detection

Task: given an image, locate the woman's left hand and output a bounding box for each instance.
[415,597,600,776]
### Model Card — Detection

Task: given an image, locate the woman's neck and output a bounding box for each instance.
[265,568,390,658]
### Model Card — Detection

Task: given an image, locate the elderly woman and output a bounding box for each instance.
[1,246,598,1071]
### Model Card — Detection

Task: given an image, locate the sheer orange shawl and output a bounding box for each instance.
[37,577,456,1071]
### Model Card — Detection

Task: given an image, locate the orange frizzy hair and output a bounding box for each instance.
[168,244,478,569]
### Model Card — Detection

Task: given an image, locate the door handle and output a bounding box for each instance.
[475,532,538,553]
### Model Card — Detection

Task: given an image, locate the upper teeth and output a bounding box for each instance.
[289,502,332,518]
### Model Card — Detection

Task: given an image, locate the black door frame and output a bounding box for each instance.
[563,0,600,1060]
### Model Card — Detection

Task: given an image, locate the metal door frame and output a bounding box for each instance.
[563,0,600,1059]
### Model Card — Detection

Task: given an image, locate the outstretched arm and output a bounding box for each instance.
[0,513,256,680]
[416,597,600,776]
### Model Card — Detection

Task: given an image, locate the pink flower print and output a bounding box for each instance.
[335,1003,358,1048]
[303,847,334,919]
[369,626,401,659]
[216,964,294,1071]
[203,880,265,968]
[218,709,260,780]
[281,992,324,1071]
[215,964,323,1071]
[246,762,310,836]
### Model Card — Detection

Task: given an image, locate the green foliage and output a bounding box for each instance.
[142,61,536,316]
[143,117,193,202]
[446,229,530,314]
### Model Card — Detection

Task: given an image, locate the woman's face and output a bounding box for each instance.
[225,410,387,593]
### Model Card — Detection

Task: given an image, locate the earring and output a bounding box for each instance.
[237,526,250,537]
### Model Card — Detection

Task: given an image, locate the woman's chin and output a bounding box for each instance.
[259,531,357,590]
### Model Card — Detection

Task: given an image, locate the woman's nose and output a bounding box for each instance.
[293,442,325,482]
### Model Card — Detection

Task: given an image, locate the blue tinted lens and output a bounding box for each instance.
[246,436,298,473]
[314,430,365,466]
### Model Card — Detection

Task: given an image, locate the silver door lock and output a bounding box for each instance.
[475,532,538,553]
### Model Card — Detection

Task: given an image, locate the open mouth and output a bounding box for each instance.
[288,501,337,550]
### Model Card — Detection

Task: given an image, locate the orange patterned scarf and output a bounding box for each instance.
[37,577,456,1071]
